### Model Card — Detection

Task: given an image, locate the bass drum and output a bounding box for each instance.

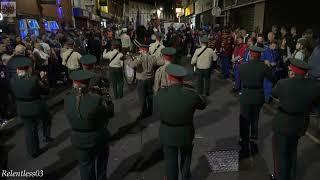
[123,55,137,85]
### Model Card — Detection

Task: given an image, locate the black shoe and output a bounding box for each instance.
[250,135,258,141]
[128,125,144,134]
[269,174,277,180]
[137,112,147,119]
[30,149,44,159]
[231,88,239,93]
[238,139,243,146]
[265,98,273,104]
[250,141,259,155]
[136,115,143,121]
[239,148,250,159]
[239,145,250,160]
[43,137,54,143]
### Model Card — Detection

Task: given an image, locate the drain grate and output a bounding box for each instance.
[206,150,239,173]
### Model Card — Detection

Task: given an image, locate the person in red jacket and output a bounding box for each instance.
[220,27,234,78]
[232,36,248,92]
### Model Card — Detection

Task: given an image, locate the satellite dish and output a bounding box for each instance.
[211,7,222,17]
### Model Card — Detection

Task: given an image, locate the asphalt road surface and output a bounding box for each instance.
[2,61,320,180]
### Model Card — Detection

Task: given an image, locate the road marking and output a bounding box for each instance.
[306,132,320,144]
[195,134,206,139]
[0,118,16,130]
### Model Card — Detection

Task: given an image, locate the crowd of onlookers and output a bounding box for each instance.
[157,24,320,103]
[0,25,127,127]
[0,32,64,126]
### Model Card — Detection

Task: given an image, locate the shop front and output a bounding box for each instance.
[194,0,221,29]
[89,14,100,29]
[183,3,195,29]
[73,7,90,29]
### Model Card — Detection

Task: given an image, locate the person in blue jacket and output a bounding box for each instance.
[261,41,279,103]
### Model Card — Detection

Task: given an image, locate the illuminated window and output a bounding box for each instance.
[101,6,108,13]
[185,8,190,16]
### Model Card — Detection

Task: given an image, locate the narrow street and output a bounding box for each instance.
[3,59,320,180]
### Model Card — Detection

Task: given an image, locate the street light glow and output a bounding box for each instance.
[160,7,163,11]
[0,13,3,21]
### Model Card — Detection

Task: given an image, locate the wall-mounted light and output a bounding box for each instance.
[156,9,161,18]
[56,0,63,19]
[159,7,163,11]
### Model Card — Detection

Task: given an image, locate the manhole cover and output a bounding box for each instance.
[206,150,239,173]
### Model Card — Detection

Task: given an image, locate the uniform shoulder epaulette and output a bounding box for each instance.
[182,83,197,93]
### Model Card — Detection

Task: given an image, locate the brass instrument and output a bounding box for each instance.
[89,77,114,117]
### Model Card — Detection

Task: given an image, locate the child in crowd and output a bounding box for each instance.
[292,38,308,62]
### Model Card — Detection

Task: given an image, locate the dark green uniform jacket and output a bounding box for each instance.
[64,90,112,149]
[10,75,49,117]
[272,76,320,136]
[157,84,207,147]
[239,60,273,104]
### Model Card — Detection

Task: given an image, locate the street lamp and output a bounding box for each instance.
[159,7,163,11]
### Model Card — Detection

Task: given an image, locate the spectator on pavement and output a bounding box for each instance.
[7,45,26,79]
[0,44,12,65]
[302,29,316,54]
[308,37,320,80]
[220,26,234,78]
[240,28,249,43]
[33,42,49,72]
[278,38,292,78]
[243,37,257,63]
[292,38,308,62]
[262,41,280,103]
[288,26,300,54]
[267,32,276,45]
[15,36,25,47]
[272,25,280,40]
[232,36,248,92]
[256,33,265,48]
[280,26,290,41]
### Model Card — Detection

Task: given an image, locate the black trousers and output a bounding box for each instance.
[163,145,193,180]
[137,79,154,118]
[22,115,51,157]
[48,60,58,88]
[75,146,109,180]
[239,104,263,147]
[109,67,124,99]
[272,134,299,180]
[196,68,211,96]
[0,92,9,119]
